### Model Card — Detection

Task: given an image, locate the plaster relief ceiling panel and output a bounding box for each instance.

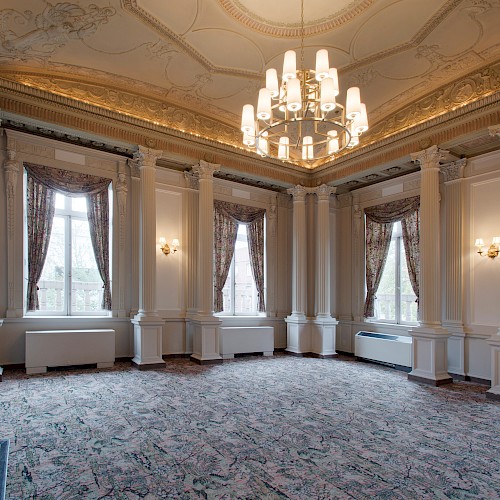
[0,0,498,171]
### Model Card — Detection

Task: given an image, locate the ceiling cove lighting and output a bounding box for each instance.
[240,0,368,167]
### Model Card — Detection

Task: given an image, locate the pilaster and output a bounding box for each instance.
[131,146,165,368]
[285,185,310,354]
[266,198,278,318]
[408,145,452,385]
[189,160,222,364]
[115,172,128,318]
[441,159,467,377]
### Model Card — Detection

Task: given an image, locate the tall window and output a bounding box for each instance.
[35,193,106,315]
[221,224,259,315]
[373,221,417,323]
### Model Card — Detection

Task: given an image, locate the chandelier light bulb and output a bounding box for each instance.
[302,136,313,160]
[353,103,369,134]
[243,130,255,146]
[257,88,272,120]
[315,49,330,81]
[282,50,297,81]
[346,87,362,120]
[320,78,336,112]
[266,68,279,97]
[241,104,255,134]
[327,130,339,154]
[328,68,340,96]
[286,78,302,111]
[278,136,289,160]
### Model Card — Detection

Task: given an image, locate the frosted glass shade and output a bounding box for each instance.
[302,136,313,160]
[243,131,255,146]
[241,104,255,133]
[328,68,340,96]
[475,238,484,247]
[258,131,268,156]
[266,68,279,97]
[278,137,289,160]
[346,87,362,120]
[327,130,339,155]
[320,78,336,112]
[286,78,302,111]
[282,50,297,81]
[493,237,500,245]
[257,88,272,120]
[315,49,330,81]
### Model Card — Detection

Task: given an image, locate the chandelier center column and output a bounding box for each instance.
[190,160,222,365]
[408,145,452,385]
[131,146,166,368]
[285,185,310,354]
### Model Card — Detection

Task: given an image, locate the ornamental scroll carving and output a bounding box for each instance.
[4,149,19,239]
[0,3,116,61]
[184,171,199,190]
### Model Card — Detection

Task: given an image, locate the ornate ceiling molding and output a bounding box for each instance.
[217,0,375,38]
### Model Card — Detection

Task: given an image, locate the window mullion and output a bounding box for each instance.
[66,214,72,315]
[231,257,236,315]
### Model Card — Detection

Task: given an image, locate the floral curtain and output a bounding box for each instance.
[213,200,266,313]
[24,163,112,310]
[364,196,420,318]
[26,174,56,310]
[214,205,238,312]
[401,209,420,304]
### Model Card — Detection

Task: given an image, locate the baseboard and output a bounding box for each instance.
[465,375,490,386]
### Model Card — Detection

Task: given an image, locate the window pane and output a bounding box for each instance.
[71,219,103,313]
[400,244,418,323]
[38,216,65,312]
[222,261,232,313]
[72,196,87,213]
[55,193,65,210]
[374,239,396,321]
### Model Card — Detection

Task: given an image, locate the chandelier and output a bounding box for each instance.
[240,0,368,167]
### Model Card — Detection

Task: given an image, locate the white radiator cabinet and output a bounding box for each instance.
[219,326,274,359]
[25,329,115,374]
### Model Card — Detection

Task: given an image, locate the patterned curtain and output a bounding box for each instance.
[87,190,112,310]
[213,200,266,313]
[247,217,265,312]
[24,163,112,310]
[214,205,238,312]
[364,219,393,318]
[364,196,420,318]
[401,209,420,307]
[26,174,56,310]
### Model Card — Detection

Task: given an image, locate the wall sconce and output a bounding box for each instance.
[475,237,500,259]
[159,237,179,256]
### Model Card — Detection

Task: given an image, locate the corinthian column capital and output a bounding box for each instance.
[192,159,220,179]
[411,145,448,170]
[134,146,163,169]
[287,184,308,202]
[312,184,337,202]
[440,158,467,183]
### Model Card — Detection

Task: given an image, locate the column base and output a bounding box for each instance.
[311,316,339,357]
[486,330,500,401]
[190,315,222,364]
[285,314,310,355]
[408,326,452,386]
[131,314,166,367]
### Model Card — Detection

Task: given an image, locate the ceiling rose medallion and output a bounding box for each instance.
[240,0,369,167]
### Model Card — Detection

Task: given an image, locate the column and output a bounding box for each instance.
[115,172,128,318]
[408,145,452,385]
[311,185,338,357]
[285,185,310,354]
[131,146,166,368]
[189,160,222,364]
[441,159,467,377]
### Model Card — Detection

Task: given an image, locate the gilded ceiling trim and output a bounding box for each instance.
[217,0,375,38]
[312,94,500,186]
[0,79,308,187]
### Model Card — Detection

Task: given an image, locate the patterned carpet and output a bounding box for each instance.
[1,354,499,499]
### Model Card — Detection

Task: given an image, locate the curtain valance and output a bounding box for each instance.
[364,196,420,224]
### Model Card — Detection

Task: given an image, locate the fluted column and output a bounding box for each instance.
[441,159,467,377]
[408,145,452,385]
[115,172,128,318]
[285,185,310,354]
[189,160,222,364]
[310,185,338,357]
[131,146,165,368]
[266,199,278,318]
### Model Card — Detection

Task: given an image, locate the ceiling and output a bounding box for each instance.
[0,0,499,188]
